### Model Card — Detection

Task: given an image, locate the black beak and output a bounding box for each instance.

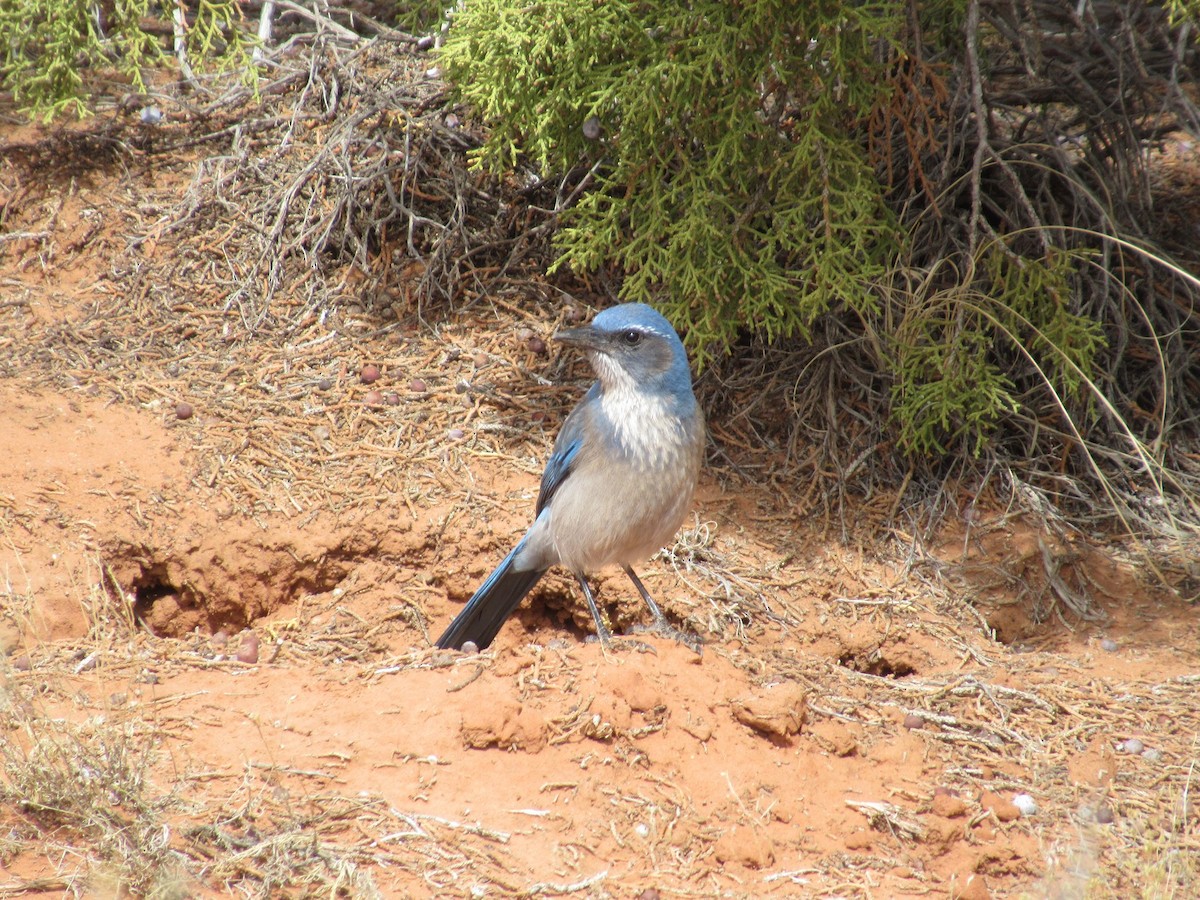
[552,325,606,352]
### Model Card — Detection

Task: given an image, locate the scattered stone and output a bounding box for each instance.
[903,713,926,730]
[1099,637,1119,652]
[1094,804,1115,825]
[1012,793,1037,816]
[384,391,401,406]
[364,389,385,407]
[1142,747,1164,763]
[317,377,333,391]
[175,400,194,420]
[1119,737,1144,755]
[448,428,465,440]
[410,378,427,393]
[11,653,32,671]
[237,633,260,664]
[527,335,547,355]
[360,364,381,384]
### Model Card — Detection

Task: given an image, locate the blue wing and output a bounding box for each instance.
[535,383,597,515]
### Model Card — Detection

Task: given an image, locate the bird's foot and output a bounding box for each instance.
[627,619,705,656]
[585,631,659,656]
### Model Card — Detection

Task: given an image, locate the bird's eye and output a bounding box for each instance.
[621,329,642,346]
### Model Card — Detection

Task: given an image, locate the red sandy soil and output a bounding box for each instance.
[3,363,1199,898]
[2,102,1199,900]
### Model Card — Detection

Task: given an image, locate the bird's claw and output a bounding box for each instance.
[627,620,705,655]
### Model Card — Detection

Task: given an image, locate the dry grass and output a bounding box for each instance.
[0,15,1198,899]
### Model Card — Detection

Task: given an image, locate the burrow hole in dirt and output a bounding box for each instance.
[101,537,355,639]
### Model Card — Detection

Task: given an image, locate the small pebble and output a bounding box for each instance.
[1142,747,1164,763]
[211,630,229,649]
[140,105,163,125]
[448,428,465,440]
[472,351,488,368]
[384,392,401,406]
[237,633,260,664]
[1100,637,1119,652]
[461,640,479,654]
[1094,804,1115,825]
[582,115,602,140]
[1120,738,1145,755]
[516,327,534,344]
[902,714,925,730]
[364,389,384,407]
[12,653,31,671]
[633,822,650,838]
[1012,793,1037,816]
[445,113,460,129]
[360,364,381,384]
[175,401,194,420]
[417,34,435,50]
[455,380,471,394]
[424,66,441,79]
[317,377,333,391]
[527,336,547,355]
[410,378,427,393]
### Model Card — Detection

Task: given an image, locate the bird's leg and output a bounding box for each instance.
[622,566,670,628]
[575,574,613,646]
[623,566,704,654]
[577,574,658,656]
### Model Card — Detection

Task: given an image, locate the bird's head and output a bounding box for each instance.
[553,303,693,396]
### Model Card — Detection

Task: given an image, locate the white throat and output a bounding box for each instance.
[592,354,688,469]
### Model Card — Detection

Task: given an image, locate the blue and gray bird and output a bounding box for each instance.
[435,303,705,651]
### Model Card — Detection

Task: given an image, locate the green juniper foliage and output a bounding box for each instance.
[440,0,904,358]
[0,0,254,120]
[439,1,1190,458]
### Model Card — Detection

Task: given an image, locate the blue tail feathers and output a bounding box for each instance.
[435,546,547,650]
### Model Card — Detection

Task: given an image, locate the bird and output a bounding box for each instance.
[435,302,705,652]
